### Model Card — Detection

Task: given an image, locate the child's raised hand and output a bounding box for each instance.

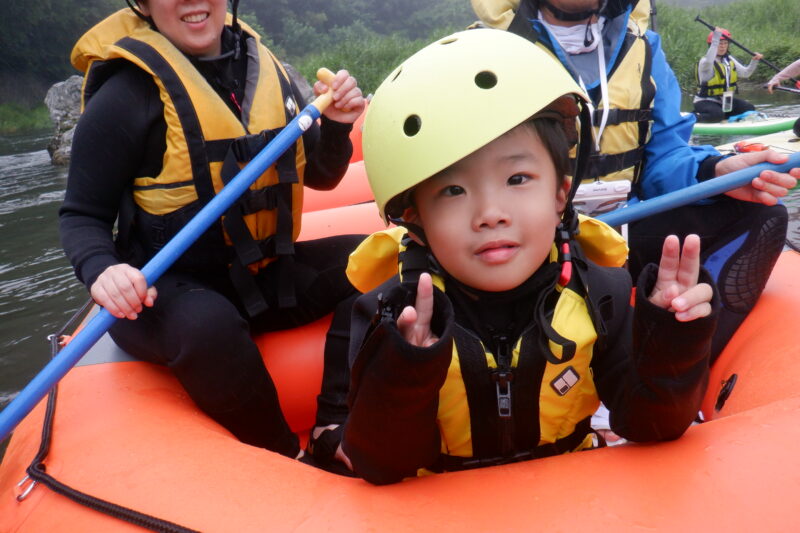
[397,272,439,347]
[314,69,365,125]
[647,234,713,322]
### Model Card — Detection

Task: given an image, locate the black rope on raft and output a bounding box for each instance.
[17,298,200,533]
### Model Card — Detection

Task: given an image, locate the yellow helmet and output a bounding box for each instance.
[362,28,589,221]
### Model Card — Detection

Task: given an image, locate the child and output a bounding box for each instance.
[60,0,365,460]
[340,29,719,485]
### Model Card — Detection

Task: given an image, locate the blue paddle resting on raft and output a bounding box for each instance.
[597,152,800,227]
[0,68,340,442]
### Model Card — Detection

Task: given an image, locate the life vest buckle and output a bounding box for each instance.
[15,475,37,502]
[492,370,514,419]
[230,132,270,162]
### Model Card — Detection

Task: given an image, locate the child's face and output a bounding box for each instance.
[407,124,570,292]
[139,0,227,57]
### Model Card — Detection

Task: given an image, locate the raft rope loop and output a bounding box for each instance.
[18,298,200,533]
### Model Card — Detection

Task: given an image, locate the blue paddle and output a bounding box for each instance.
[0,68,340,442]
[598,151,800,227]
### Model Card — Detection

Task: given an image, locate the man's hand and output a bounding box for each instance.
[716,150,799,205]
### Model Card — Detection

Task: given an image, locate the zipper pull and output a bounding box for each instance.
[492,335,513,419]
[230,91,242,115]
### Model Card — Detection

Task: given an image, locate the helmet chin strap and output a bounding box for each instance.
[231,0,241,31]
[556,103,593,287]
[230,0,242,60]
[388,216,429,248]
[125,0,151,22]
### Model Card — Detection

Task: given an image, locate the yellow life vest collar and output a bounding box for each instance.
[346,215,627,295]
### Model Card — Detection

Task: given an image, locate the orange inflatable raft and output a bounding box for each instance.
[1,165,799,531]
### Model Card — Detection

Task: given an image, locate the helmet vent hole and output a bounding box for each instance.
[474,71,497,90]
[439,37,458,45]
[391,67,403,83]
[403,115,422,137]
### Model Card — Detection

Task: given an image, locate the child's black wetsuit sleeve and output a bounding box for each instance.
[593,264,719,441]
[343,280,455,485]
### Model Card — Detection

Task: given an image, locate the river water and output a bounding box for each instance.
[1,90,799,447]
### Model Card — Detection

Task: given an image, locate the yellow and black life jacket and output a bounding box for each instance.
[472,0,656,184]
[71,10,306,315]
[347,217,628,472]
[695,56,738,98]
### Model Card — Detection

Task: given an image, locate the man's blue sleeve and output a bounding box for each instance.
[639,31,720,200]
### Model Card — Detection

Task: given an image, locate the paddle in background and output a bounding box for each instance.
[773,86,800,96]
[763,86,800,139]
[0,68,342,442]
[694,16,800,86]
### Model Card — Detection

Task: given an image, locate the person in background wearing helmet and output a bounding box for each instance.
[471,1,796,368]
[693,27,762,123]
[59,0,365,463]
[339,30,718,485]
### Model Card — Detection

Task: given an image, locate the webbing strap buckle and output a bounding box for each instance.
[16,474,37,501]
[493,371,513,419]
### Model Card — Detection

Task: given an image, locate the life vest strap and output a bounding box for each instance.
[584,146,646,181]
[218,126,298,312]
[592,108,652,127]
[237,186,278,214]
[228,253,297,317]
[432,417,592,472]
[397,237,432,286]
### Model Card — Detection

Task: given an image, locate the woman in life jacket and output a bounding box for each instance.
[693,27,762,123]
[60,0,365,461]
[339,28,719,485]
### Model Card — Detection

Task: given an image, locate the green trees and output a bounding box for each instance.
[0,0,472,105]
[3,0,796,115]
[0,1,118,89]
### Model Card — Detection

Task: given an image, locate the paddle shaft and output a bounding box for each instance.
[773,85,800,95]
[598,151,800,227]
[0,70,338,443]
[694,16,799,83]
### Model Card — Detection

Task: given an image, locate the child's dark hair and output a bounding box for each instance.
[525,115,573,188]
[385,114,575,219]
